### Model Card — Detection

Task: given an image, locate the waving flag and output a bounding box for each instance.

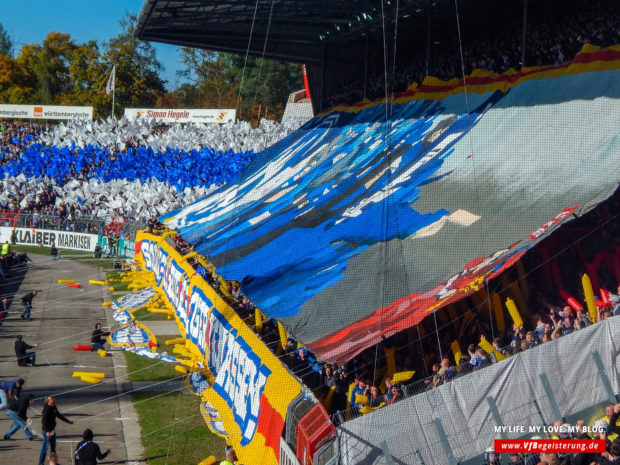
[106,65,116,96]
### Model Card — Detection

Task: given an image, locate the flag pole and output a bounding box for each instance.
[111,88,115,120]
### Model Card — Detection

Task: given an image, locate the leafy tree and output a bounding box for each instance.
[178,48,303,124]
[103,14,166,117]
[57,40,109,117]
[0,23,12,56]
[0,54,32,103]
[177,48,237,108]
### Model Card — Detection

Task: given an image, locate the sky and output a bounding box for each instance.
[0,0,186,90]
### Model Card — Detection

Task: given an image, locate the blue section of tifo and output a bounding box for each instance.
[0,144,255,192]
[164,90,508,319]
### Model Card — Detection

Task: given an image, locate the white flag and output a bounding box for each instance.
[106,65,116,96]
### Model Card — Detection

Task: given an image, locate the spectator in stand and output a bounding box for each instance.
[474,348,493,370]
[387,384,402,405]
[368,385,384,408]
[525,331,540,349]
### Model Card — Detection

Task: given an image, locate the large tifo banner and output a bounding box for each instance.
[134,231,301,465]
[0,227,97,251]
[0,104,93,120]
[124,108,236,124]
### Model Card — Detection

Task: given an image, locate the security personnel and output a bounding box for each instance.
[1,241,10,256]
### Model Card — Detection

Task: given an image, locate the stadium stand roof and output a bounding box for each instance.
[135,0,513,111]
[136,0,427,63]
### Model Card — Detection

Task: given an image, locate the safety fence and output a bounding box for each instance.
[337,316,619,465]
[331,344,515,426]
[1,213,146,239]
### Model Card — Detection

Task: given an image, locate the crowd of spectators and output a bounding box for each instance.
[0,117,299,225]
[323,0,620,108]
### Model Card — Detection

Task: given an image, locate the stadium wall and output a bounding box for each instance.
[337,316,620,465]
[133,231,302,465]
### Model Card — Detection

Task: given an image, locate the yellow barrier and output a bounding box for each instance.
[183,251,199,260]
[72,371,105,379]
[197,456,218,465]
[277,322,288,352]
[491,292,506,332]
[89,280,107,286]
[147,307,175,315]
[255,308,263,334]
[506,297,523,328]
[175,365,189,374]
[321,385,336,412]
[582,273,598,323]
[80,376,102,384]
[479,335,505,362]
[392,371,415,383]
[57,279,77,284]
[451,340,462,365]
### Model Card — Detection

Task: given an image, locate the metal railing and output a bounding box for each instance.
[331,345,528,425]
[10,213,146,240]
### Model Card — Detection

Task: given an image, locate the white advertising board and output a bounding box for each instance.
[0,104,93,120]
[0,227,97,251]
[124,108,236,124]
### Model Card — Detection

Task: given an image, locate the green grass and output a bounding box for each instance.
[123,345,180,383]
[132,306,170,321]
[14,245,115,269]
[132,392,225,465]
[124,342,226,464]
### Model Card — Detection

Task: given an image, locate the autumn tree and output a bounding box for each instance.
[103,14,166,117]
[0,23,12,56]
[0,54,32,103]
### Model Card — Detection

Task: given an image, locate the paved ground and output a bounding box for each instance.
[0,254,144,465]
